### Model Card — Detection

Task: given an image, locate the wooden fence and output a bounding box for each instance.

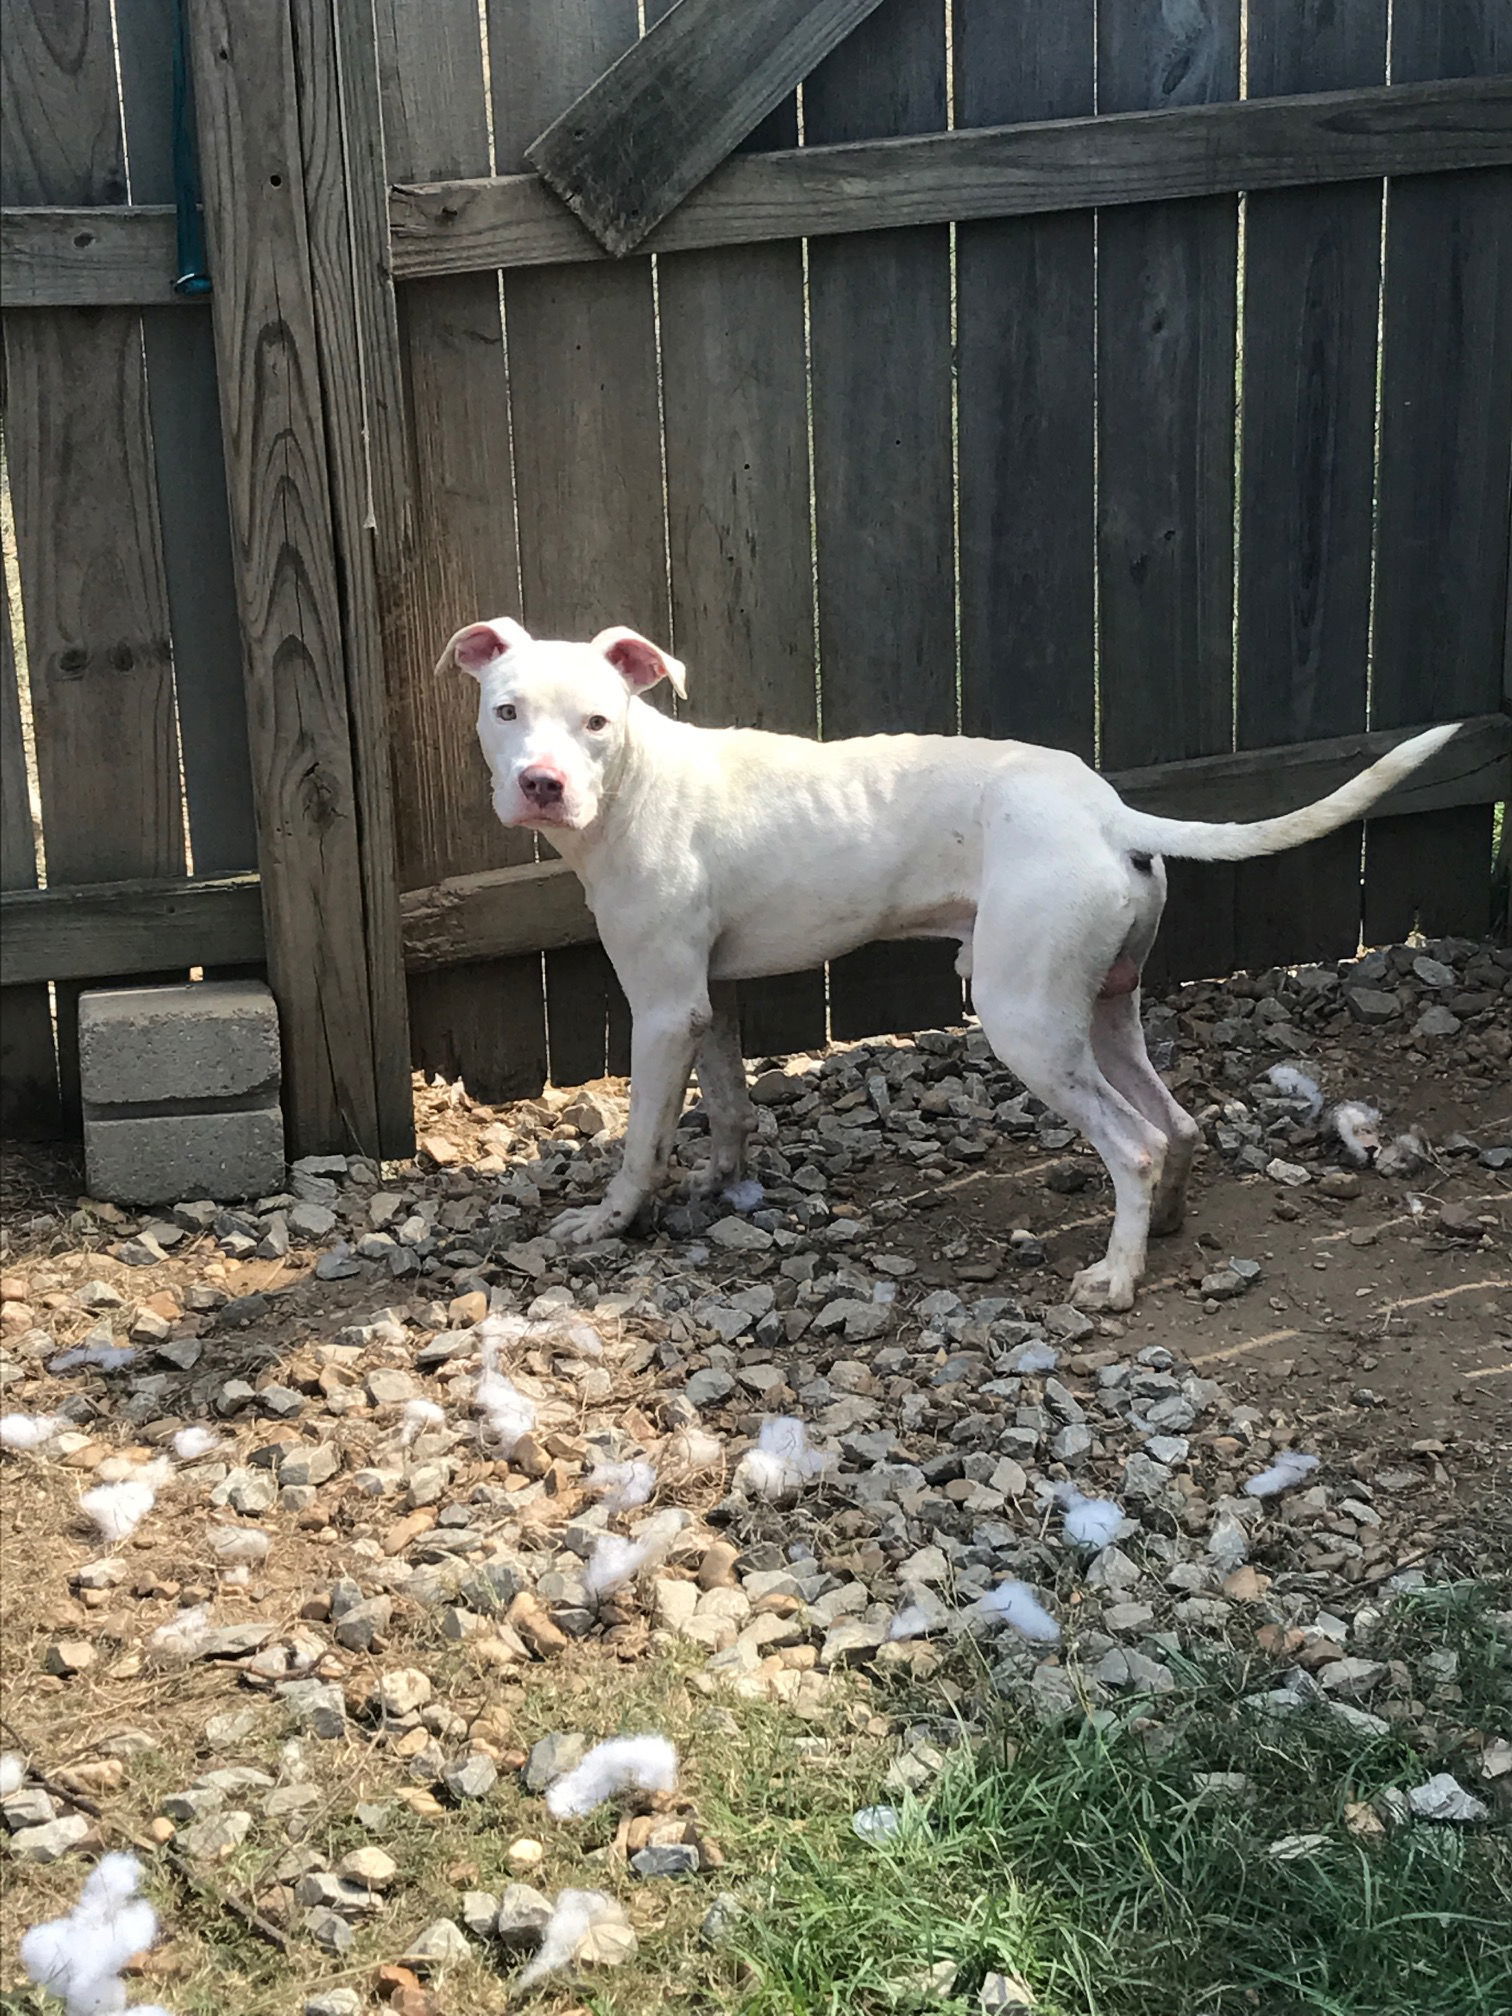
[2,0,1510,1158]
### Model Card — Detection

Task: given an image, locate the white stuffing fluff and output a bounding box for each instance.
[1005,1342,1059,1375]
[1,1412,71,1452]
[886,1604,937,1642]
[20,1850,160,2015]
[81,1478,157,1544]
[973,1579,1061,1644]
[49,1342,137,1375]
[734,1416,833,1501]
[474,1370,536,1456]
[1377,1128,1429,1178]
[1058,1486,1125,1551]
[1330,1100,1382,1165]
[0,1752,26,1795]
[1243,1449,1320,1499]
[587,1458,655,1513]
[515,1888,619,1990]
[582,1509,683,1600]
[171,1425,220,1462]
[1266,1064,1324,1118]
[207,1525,269,1564]
[545,1735,679,1818]
[664,1426,724,1474]
[722,1177,765,1214]
[399,1398,445,1447]
[147,1603,213,1662]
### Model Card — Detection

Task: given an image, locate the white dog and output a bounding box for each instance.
[438,618,1457,1311]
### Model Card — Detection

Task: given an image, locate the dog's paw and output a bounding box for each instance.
[1069,1260,1137,1313]
[549,1202,629,1247]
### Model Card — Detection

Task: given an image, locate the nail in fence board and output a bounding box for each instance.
[1096,0,1241,992]
[525,0,889,255]
[0,595,59,1134]
[1,0,185,1125]
[376,0,549,1107]
[955,0,1095,761]
[807,0,963,1042]
[183,0,411,1153]
[1365,1,1512,946]
[659,82,826,1061]
[113,0,257,877]
[489,0,672,1088]
[1232,0,1387,972]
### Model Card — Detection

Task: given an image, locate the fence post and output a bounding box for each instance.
[183,0,412,1158]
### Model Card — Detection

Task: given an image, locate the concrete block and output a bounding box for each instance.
[79,979,280,1104]
[80,981,285,1205]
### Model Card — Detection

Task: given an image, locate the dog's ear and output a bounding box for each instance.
[437,618,530,680]
[592,626,687,701]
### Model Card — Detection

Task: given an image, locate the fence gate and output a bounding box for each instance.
[3,0,1510,1143]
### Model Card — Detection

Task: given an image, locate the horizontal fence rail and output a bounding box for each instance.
[5,78,1510,304]
[390,78,1512,278]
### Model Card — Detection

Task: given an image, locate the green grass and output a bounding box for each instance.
[725,1587,1512,2016]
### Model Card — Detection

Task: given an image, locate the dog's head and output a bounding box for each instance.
[438,619,686,832]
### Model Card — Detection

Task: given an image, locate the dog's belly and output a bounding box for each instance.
[709,898,977,982]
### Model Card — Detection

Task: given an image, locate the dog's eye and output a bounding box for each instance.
[493,702,516,722]
[585,713,609,732]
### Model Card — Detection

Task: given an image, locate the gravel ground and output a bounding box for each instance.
[1,935,1507,2010]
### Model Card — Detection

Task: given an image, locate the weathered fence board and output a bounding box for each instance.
[375,0,547,1108]
[0,597,58,1133]
[184,0,410,1154]
[1232,0,1387,971]
[1096,0,1241,990]
[525,0,888,254]
[1366,0,1512,946]
[114,0,257,879]
[659,81,826,1060]
[489,0,669,1088]
[955,0,1095,757]
[2,0,185,1121]
[808,0,962,1041]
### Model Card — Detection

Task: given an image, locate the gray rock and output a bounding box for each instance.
[524,1731,588,1792]
[1346,987,1401,1024]
[2,1787,55,1831]
[442,1754,498,1801]
[217,1466,277,1515]
[461,1889,501,1937]
[708,1216,773,1252]
[332,1597,392,1653]
[280,1442,340,1488]
[304,1992,361,2016]
[304,1908,355,1955]
[495,1881,554,1946]
[686,1367,736,1408]
[631,1842,700,1878]
[403,1918,472,1967]
[277,1679,347,1738]
[182,1808,252,1858]
[8,1814,91,1861]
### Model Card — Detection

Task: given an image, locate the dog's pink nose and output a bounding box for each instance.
[520,765,566,806]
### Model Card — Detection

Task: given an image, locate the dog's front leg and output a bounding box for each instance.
[551,989,712,1246]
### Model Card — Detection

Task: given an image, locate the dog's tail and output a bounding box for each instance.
[1115,722,1459,863]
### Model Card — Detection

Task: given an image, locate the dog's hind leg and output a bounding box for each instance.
[692,981,756,1195]
[971,815,1166,1310]
[1091,991,1201,1235]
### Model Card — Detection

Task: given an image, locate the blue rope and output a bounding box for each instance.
[171,0,211,296]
